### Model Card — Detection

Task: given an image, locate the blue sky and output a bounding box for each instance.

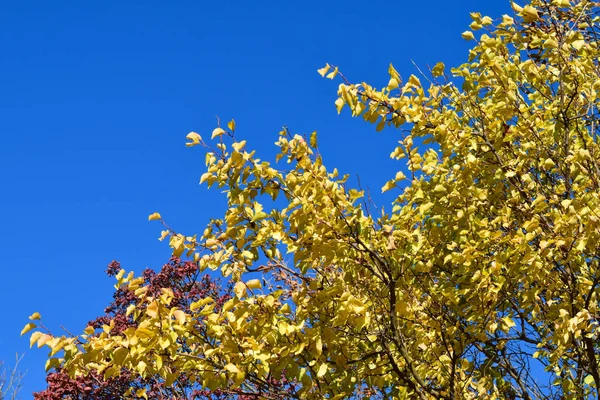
[1,0,510,395]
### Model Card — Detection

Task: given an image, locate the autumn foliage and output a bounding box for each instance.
[34,259,296,399]
[33,259,228,399]
[24,0,600,398]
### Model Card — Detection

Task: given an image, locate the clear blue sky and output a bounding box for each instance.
[1,0,510,395]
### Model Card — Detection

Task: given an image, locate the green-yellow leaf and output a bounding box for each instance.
[585,374,595,386]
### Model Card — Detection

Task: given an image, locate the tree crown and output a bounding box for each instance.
[24,1,600,398]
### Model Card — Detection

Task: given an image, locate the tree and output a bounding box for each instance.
[32,258,296,399]
[1,354,25,400]
[24,0,600,398]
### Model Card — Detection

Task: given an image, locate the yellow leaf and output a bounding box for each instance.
[246,279,262,290]
[502,316,516,329]
[173,309,186,325]
[310,131,318,148]
[170,234,185,257]
[164,373,177,387]
[136,327,154,340]
[432,62,445,77]
[21,323,36,336]
[161,288,174,303]
[159,230,169,241]
[388,63,400,80]
[335,98,344,114]
[316,337,323,356]
[382,180,396,193]
[317,362,328,378]
[572,39,585,50]
[234,281,246,298]
[137,361,147,376]
[280,303,292,314]
[227,119,236,132]
[232,140,246,152]
[121,305,134,320]
[49,339,65,357]
[37,333,52,348]
[146,301,159,318]
[45,358,60,372]
[29,312,41,321]
[470,22,482,30]
[326,67,339,80]
[462,31,475,41]
[211,127,226,139]
[511,2,524,12]
[521,5,539,22]
[185,132,202,147]
[190,297,214,311]
[148,212,161,221]
[225,363,240,373]
[29,331,43,348]
[234,369,246,385]
[433,184,447,195]
[543,158,555,169]
[317,64,331,77]
[543,38,558,49]
[200,172,212,185]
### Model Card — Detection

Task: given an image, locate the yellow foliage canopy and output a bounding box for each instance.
[25,1,600,398]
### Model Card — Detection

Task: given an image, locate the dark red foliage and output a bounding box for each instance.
[88,258,230,336]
